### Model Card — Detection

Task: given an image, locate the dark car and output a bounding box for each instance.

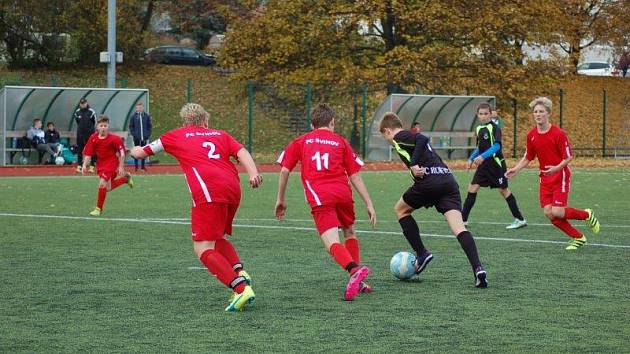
[146,46,216,66]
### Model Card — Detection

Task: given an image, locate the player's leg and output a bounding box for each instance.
[140,139,147,170]
[192,204,254,311]
[544,205,587,250]
[395,196,432,274]
[320,227,369,301]
[76,135,86,172]
[214,204,250,284]
[443,209,487,288]
[461,183,480,225]
[340,205,372,294]
[133,137,140,171]
[500,187,527,229]
[90,177,109,216]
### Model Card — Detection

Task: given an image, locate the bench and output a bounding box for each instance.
[5,130,128,165]
[388,131,477,160]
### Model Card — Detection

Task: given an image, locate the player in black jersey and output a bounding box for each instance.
[379,112,487,288]
[463,103,527,229]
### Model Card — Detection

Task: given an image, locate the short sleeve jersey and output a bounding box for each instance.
[525,125,573,178]
[144,126,243,206]
[392,130,453,183]
[83,132,125,172]
[476,121,504,161]
[277,129,364,207]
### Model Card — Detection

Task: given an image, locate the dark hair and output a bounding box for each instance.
[413,122,420,127]
[47,121,54,127]
[97,115,110,124]
[477,102,492,112]
[79,98,88,104]
[310,103,336,128]
[379,112,403,132]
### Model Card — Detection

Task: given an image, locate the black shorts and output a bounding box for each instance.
[472,159,508,189]
[402,175,462,214]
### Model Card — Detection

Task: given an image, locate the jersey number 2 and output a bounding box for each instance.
[312,151,329,171]
[202,142,221,159]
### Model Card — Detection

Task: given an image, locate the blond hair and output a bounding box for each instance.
[379,112,403,132]
[180,103,209,126]
[529,97,552,113]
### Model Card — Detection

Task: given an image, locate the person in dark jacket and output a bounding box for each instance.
[128,101,152,171]
[44,121,62,163]
[74,98,97,173]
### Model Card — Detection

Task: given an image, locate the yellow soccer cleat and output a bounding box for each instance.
[88,165,95,173]
[126,173,134,189]
[89,207,102,216]
[238,270,252,285]
[565,236,587,250]
[75,165,82,173]
[225,285,255,312]
[584,209,600,234]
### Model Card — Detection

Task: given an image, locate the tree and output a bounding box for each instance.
[164,0,227,49]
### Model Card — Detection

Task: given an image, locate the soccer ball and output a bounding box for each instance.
[389,251,416,280]
[54,156,65,165]
[19,156,29,165]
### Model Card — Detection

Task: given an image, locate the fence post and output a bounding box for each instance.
[51,75,59,87]
[603,89,607,157]
[247,80,254,153]
[187,79,192,103]
[560,89,564,128]
[120,78,127,88]
[361,84,368,159]
[415,85,422,94]
[512,98,518,158]
[305,83,312,130]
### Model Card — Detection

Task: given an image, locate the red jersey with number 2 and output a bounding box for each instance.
[143,126,243,206]
[83,132,125,173]
[277,129,364,208]
[525,125,573,183]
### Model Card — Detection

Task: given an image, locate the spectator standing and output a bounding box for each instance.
[128,101,153,171]
[74,98,97,173]
[26,118,59,164]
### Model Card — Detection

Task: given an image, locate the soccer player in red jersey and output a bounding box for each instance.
[131,103,262,312]
[506,97,600,250]
[82,115,133,216]
[275,103,376,301]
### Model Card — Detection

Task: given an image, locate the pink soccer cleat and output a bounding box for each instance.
[344,266,370,301]
[359,282,373,294]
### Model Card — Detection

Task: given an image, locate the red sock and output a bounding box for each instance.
[215,239,243,272]
[564,207,588,220]
[199,249,245,294]
[97,187,107,209]
[110,177,127,190]
[329,243,357,273]
[551,218,583,239]
[344,237,360,265]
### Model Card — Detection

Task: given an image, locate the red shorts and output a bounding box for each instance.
[98,169,118,181]
[310,202,355,235]
[539,171,571,208]
[190,202,239,241]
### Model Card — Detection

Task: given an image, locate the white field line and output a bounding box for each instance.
[0,212,628,249]
[144,217,630,229]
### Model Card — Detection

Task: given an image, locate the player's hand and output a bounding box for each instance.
[81,166,87,175]
[542,165,560,176]
[466,160,473,170]
[410,165,425,179]
[117,167,126,177]
[473,156,484,166]
[367,205,377,228]
[275,200,287,220]
[249,174,263,188]
[505,168,517,179]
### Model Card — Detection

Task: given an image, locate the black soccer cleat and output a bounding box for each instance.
[414,251,434,275]
[474,266,488,288]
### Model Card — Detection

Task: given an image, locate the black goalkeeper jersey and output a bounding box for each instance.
[392,130,453,183]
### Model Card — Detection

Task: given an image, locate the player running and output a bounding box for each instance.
[275,103,376,301]
[462,102,526,229]
[379,112,488,288]
[506,97,600,250]
[131,103,263,312]
[82,115,133,216]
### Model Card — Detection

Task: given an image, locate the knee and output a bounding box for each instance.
[395,206,411,219]
[551,208,564,219]
[342,227,356,239]
[543,209,554,220]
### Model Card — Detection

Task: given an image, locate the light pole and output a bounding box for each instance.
[107,0,116,88]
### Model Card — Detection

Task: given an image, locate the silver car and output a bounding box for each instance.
[577,62,614,76]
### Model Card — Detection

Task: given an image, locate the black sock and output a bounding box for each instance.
[345,262,358,273]
[398,215,426,255]
[462,192,477,222]
[505,194,524,220]
[457,231,481,269]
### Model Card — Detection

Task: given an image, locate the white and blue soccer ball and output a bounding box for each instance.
[390,251,416,280]
[54,156,65,165]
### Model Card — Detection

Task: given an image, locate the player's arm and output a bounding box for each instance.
[541,132,573,176]
[117,146,126,176]
[541,155,573,176]
[349,173,376,227]
[409,134,428,178]
[505,155,531,179]
[131,139,162,159]
[275,167,291,220]
[236,147,262,188]
[81,155,91,175]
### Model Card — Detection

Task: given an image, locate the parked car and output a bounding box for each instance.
[145,46,216,66]
[577,62,614,76]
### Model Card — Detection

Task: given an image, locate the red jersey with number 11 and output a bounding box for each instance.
[277,128,364,208]
[143,126,243,206]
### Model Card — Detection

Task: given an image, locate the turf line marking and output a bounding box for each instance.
[1,212,628,249]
